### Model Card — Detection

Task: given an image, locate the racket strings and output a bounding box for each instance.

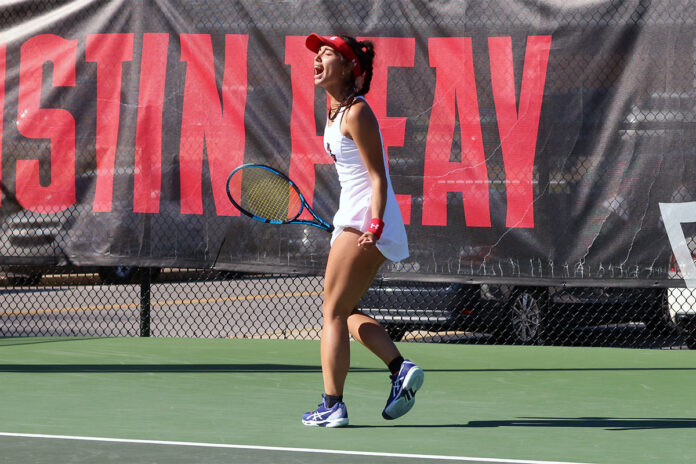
[240,168,303,222]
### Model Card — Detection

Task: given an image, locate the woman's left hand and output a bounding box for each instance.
[357,232,378,249]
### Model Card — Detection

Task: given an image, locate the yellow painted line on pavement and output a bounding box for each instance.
[234,326,323,340]
[0,291,323,317]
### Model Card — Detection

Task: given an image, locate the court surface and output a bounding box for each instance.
[0,337,694,463]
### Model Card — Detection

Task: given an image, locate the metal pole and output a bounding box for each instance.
[139,211,152,337]
[139,268,151,337]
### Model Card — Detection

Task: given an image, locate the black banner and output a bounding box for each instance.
[1,0,695,284]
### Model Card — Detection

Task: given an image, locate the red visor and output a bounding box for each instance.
[306,33,362,78]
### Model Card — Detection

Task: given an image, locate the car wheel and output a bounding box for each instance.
[505,288,545,344]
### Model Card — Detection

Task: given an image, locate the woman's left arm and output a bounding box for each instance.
[344,101,387,247]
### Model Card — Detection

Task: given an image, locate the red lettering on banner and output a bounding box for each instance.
[16,34,76,213]
[86,34,134,212]
[489,36,551,228]
[423,37,490,227]
[179,34,247,215]
[0,44,5,206]
[133,33,169,213]
[285,36,328,220]
[359,36,414,225]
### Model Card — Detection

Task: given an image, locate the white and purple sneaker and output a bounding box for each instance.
[302,394,349,427]
[382,360,424,420]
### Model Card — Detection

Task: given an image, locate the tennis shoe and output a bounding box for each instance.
[382,360,424,420]
[302,394,349,427]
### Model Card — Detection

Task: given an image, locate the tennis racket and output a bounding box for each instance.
[226,163,334,233]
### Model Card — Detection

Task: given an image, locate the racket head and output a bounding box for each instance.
[226,164,304,224]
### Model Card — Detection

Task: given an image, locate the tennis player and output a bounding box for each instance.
[301,33,424,427]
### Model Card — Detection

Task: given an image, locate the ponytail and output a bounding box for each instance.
[329,35,376,120]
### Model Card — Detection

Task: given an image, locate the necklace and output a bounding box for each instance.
[328,104,341,121]
[328,94,355,121]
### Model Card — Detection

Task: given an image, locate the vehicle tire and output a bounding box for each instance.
[384,325,407,342]
[98,266,161,284]
[503,288,546,345]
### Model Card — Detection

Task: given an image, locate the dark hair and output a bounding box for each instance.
[329,35,375,120]
[342,35,375,96]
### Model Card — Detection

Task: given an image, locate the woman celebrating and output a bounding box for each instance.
[301,34,424,427]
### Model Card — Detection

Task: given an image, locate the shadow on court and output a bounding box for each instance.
[348,417,696,431]
[1,364,695,373]
[466,417,696,431]
[0,337,102,348]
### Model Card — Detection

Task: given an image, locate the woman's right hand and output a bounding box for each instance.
[357,231,378,249]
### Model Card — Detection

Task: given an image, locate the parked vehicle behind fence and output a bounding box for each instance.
[359,279,675,346]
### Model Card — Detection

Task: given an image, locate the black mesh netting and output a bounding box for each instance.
[1,1,696,348]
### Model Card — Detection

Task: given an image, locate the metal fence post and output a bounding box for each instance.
[139,268,151,337]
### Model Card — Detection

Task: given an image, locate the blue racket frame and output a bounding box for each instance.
[226,163,334,233]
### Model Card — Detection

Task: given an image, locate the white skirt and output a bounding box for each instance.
[330,184,409,262]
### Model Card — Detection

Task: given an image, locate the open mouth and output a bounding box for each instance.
[314,64,324,79]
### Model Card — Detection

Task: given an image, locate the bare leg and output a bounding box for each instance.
[346,259,401,366]
[348,309,401,367]
[321,229,386,396]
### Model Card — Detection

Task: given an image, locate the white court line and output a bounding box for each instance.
[0,432,599,464]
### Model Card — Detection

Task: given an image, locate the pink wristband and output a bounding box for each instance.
[368,218,385,240]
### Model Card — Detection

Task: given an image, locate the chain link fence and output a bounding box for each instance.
[1,1,696,349]
[1,267,694,349]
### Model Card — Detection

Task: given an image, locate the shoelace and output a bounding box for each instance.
[308,403,331,420]
[390,374,403,398]
[313,401,326,411]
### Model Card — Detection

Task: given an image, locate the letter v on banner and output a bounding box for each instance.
[489,35,551,228]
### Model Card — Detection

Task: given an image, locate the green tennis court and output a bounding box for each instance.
[1,337,694,463]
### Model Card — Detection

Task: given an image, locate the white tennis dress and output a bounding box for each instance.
[323,97,409,262]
